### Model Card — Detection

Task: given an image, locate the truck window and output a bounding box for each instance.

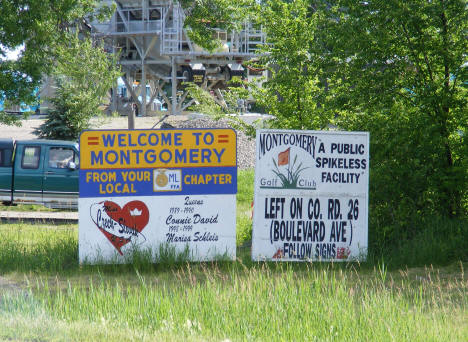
[49,147,79,169]
[21,146,41,169]
[1,148,13,167]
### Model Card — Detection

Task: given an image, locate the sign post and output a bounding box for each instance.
[252,130,369,261]
[79,129,237,263]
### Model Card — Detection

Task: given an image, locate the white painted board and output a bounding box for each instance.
[252,130,369,261]
[79,129,237,263]
[79,194,236,263]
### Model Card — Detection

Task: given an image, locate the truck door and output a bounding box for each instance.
[42,146,79,209]
[13,145,44,204]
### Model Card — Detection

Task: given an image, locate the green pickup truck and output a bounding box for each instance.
[0,138,79,209]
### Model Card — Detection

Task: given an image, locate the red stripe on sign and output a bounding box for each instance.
[218,140,229,143]
[218,134,229,143]
[87,137,99,145]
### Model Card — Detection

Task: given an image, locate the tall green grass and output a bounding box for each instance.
[0,168,467,341]
[0,223,77,273]
[0,169,466,275]
[1,262,466,341]
[0,202,75,211]
[237,169,254,247]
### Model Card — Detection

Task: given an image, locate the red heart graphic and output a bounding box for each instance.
[95,200,150,255]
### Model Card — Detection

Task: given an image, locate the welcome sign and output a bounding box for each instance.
[252,129,369,261]
[79,129,237,263]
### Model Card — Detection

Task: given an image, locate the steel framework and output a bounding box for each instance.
[90,0,266,117]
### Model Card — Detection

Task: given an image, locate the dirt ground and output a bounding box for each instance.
[0,114,194,140]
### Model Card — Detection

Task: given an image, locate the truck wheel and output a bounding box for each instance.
[181,66,193,82]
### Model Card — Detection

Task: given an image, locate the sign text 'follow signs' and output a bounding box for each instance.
[252,130,369,261]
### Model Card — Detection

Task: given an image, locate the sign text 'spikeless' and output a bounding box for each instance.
[252,129,369,262]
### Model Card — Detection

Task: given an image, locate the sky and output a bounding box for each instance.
[0,45,24,61]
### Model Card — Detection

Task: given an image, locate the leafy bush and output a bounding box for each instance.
[249,0,468,253]
[35,34,120,140]
[338,103,467,253]
[379,216,468,267]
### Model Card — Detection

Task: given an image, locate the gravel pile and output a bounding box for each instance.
[174,118,256,170]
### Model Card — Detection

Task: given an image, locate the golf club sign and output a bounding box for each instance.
[252,129,369,261]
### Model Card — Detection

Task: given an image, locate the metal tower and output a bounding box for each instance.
[90,0,266,117]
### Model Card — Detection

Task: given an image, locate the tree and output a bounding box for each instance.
[248,1,467,218]
[180,0,257,50]
[324,0,467,220]
[177,0,467,261]
[247,0,467,233]
[35,34,121,140]
[184,83,225,117]
[179,0,335,130]
[0,0,113,124]
[182,0,467,230]
[252,0,334,129]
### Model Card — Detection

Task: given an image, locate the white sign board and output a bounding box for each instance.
[79,129,237,263]
[252,130,369,261]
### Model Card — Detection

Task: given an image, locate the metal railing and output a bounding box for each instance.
[115,6,167,34]
[91,1,266,56]
[161,4,266,56]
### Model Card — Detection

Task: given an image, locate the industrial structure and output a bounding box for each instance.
[90,0,266,116]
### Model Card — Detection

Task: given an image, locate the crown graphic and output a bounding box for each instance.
[130,208,142,216]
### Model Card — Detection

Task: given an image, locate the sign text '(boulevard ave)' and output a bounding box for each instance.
[80,130,236,169]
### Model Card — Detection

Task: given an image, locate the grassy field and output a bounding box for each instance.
[0,170,467,341]
[0,203,57,212]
